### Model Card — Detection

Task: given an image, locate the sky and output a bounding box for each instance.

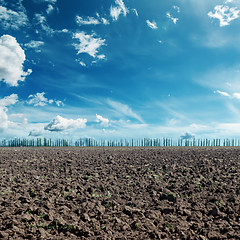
[1,0,240,140]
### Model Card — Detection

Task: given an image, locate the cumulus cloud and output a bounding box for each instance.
[107,99,144,123]
[180,132,195,140]
[110,0,129,21]
[0,35,32,86]
[208,5,240,27]
[0,6,28,30]
[166,12,178,24]
[27,92,64,107]
[146,20,158,29]
[0,94,18,131]
[44,115,87,132]
[73,32,106,59]
[96,114,109,127]
[0,94,18,107]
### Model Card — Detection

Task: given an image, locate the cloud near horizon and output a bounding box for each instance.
[44,115,87,132]
[0,94,18,132]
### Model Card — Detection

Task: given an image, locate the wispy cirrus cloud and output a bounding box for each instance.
[76,15,109,25]
[76,16,100,25]
[107,99,143,123]
[24,40,44,52]
[215,89,240,100]
[146,20,158,29]
[215,90,231,97]
[208,5,240,27]
[73,32,106,59]
[133,9,138,17]
[110,0,129,21]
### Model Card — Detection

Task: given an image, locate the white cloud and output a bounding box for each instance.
[233,92,240,99]
[73,32,106,59]
[27,92,64,107]
[28,130,43,137]
[76,16,100,25]
[173,5,180,13]
[215,90,240,100]
[110,0,129,21]
[44,115,87,132]
[46,4,54,14]
[208,5,240,27]
[76,60,86,67]
[0,107,8,131]
[76,15,110,26]
[180,132,195,140]
[34,13,54,35]
[107,99,144,123]
[97,54,106,59]
[0,94,18,107]
[146,20,158,29]
[166,12,179,24]
[24,40,44,52]
[215,90,231,97]
[96,114,109,127]
[0,35,32,87]
[102,18,110,25]
[0,6,28,30]
[133,9,138,17]
[0,94,18,131]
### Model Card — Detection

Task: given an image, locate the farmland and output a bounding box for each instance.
[0,147,239,239]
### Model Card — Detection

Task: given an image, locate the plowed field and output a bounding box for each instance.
[0,147,239,239]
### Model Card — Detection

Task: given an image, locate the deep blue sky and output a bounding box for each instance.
[1,0,240,140]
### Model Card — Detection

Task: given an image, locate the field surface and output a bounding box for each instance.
[0,147,239,239]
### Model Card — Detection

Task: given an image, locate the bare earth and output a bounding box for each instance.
[0,147,239,239]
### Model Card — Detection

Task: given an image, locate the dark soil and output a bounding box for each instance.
[0,147,239,239]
